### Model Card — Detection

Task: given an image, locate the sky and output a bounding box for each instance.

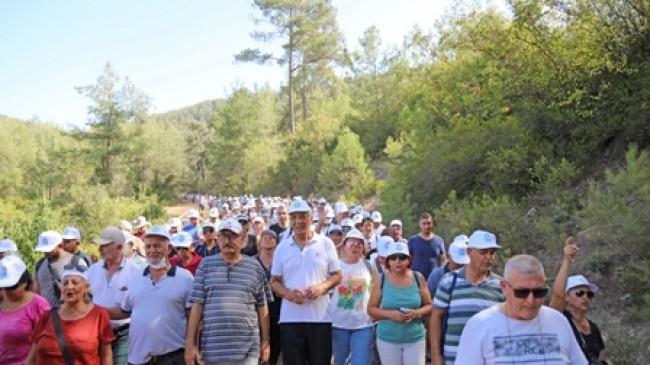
[0,0,493,128]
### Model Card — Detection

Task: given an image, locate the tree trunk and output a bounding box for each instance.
[288,32,296,134]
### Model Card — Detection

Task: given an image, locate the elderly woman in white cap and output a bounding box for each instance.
[0,256,50,365]
[367,242,432,365]
[329,229,379,365]
[27,266,115,365]
[550,237,613,365]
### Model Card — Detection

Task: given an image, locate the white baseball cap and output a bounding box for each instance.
[0,256,27,288]
[253,216,265,224]
[352,214,364,225]
[93,227,126,245]
[468,230,501,250]
[171,232,193,248]
[448,238,470,265]
[288,199,311,214]
[335,202,349,214]
[343,229,365,245]
[0,239,18,253]
[340,218,354,229]
[132,216,150,228]
[35,231,63,252]
[186,209,201,219]
[566,275,599,293]
[168,217,182,229]
[61,227,81,241]
[385,242,410,258]
[143,225,172,241]
[327,225,343,235]
[218,218,243,235]
[370,211,383,223]
[377,236,395,258]
[209,207,219,218]
[60,268,88,283]
[390,219,402,227]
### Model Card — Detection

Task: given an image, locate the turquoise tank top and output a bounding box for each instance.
[376,273,425,343]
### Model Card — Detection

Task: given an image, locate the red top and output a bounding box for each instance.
[170,253,203,276]
[30,305,115,365]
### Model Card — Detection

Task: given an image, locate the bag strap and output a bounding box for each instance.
[46,261,62,302]
[439,271,459,352]
[565,311,592,360]
[51,310,75,365]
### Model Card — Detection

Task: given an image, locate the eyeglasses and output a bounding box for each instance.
[574,290,595,299]
[504,281,549,299]
[388,254,409,261]
[218,233,240,241]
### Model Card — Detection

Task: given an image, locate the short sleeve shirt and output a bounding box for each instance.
[271,233,341,323]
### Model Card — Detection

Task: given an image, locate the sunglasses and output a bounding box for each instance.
[505,281,549,299]
[388,254,409,261]
[63,264,88,273]
[218,233,240,241]
[574,290,595,299]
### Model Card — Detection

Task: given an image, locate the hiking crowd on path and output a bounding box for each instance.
[0,195,614,365]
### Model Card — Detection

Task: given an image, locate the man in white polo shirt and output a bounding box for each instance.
[270,199,342,365]
[109,225,193,365]
[87,226,140,365]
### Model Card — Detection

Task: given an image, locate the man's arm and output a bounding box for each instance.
[270,275,304,304]
[257,304,270,364]
[106,307,130,320]
[185,302,204,365]
[429,307,446,365]
[549,237,579,311]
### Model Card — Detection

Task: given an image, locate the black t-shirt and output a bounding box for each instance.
[269,223,288,239]
[240,234,258,256]
[564,311,606,361]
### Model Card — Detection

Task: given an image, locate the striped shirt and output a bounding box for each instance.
[190,255,273,362]
[433,267,505,365]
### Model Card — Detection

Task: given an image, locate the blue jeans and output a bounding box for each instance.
[332,327,373,365]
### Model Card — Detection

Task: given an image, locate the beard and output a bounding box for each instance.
[147,256,167,270]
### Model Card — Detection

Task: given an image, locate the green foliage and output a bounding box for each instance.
[318,128,374,199]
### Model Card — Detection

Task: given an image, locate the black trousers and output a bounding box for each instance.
[280,323,332,365]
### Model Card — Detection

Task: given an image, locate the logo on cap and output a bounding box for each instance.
[484,233,493,242]
[0,265,7,279]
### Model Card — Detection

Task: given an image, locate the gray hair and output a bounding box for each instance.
[504,254,546,280]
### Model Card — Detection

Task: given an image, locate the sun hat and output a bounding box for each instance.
[385,242,410,258]
[61,227,81,241]
[132,216,150,228]
[376,236,395,258]
[0,239,18,253]
[288,199,311,214]
[467,230,501,250]
[566,275,599,293]
[0,256,27,288]
[35,231,63,252]
[171,232,193,248]
[143,225,172,241]
[218,219,243,235]
[448,237,470,265]
[371,211,383,223]
[93,227,126,245]
[389,219,402,227]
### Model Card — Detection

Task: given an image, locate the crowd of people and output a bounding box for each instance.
[0,195,614,365]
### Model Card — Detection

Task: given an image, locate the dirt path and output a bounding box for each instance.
[164,203,199,217]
